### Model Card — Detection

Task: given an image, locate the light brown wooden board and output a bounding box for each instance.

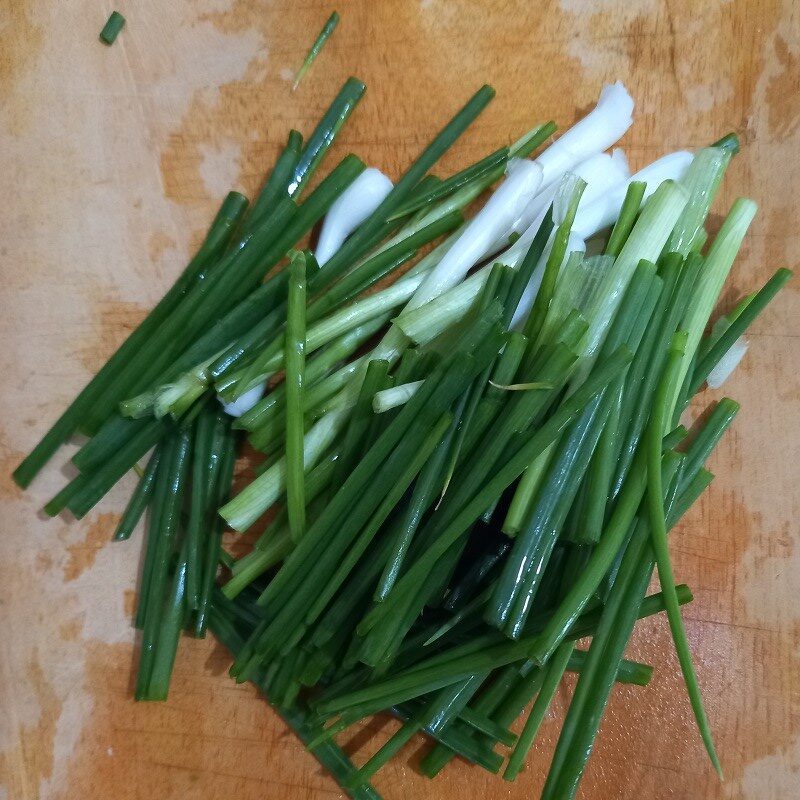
[1,0,798,798]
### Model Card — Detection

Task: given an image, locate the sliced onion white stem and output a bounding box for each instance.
[315,168,394,265]
[534,81,634,189]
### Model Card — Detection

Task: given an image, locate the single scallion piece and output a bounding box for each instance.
[285,252,309,541]
[508,120,557,159]
[603,180,645,257]
[113,448,160,541]
[293,12,340,91]
[668,197,757,418]
[646,330,723,776]
[372,380,423,413]
[291,78,366,197]
[99,11,125,45]
[388,147,509,221]
[246,130,303,231]
[504,641,574,780]
[135,429,191,699]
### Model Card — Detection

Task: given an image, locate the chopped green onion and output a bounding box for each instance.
[388,147,509,220]
[504,641,574,780]
[285,252,308,541]
[669,198,757,418]
[99,11,125,45]
[113,448,160,541]
[523,173,587,346]
[293,11,340,91]
[291,78,365,197]
[309,84,496,290]
[246,130,302,230]
[603,180,645,257]
[646,331,723,775]
[509,120,557,159]
[135,429,191,699]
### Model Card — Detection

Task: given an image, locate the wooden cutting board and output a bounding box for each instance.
[1,1,798,798]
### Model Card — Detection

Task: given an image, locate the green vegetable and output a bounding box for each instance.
[99,11,125,45]
[293,12,341,91]
[285,252,309,541]
[113,448,160,541]
[646,331,722,775]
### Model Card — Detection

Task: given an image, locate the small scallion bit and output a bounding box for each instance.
[99,11,125,46]
[293,11,340,91]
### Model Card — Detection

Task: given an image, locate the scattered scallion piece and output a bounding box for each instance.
[113,448,160,541]
[646,330,722,775]
[293,11,340,91]
[99,11,125,46]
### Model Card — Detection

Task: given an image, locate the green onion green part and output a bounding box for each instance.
[293,11,340,91]
[99,11,125,45]
[285,252,309,541]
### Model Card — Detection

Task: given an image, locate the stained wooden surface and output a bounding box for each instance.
[1,1,799,798]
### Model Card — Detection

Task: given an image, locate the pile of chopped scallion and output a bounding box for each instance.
[14,75,791,799]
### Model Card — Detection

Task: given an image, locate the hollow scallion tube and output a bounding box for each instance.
[285,252,308,542]
[113,448,160,541]
[184,407,215,609]
[292,11,340,91]
[372,380,423,413]
[331,360,391,488]
[509,120,558,159]
[291,77,365,197]
[504,641,574,780]
[135,429,191,699]
[574,180,688,381]
[646,330,722,775]
[668,197,757,419]
[245,130,302,231]
[144,544,188,701]
[99,11,125,45]
[389,148,509,220]
[373,414,459,602]
[194,413,236,637]
[603,181,645,257]
[666,145,732,256]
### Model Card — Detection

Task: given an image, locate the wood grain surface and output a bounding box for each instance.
[1,1,798,798]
